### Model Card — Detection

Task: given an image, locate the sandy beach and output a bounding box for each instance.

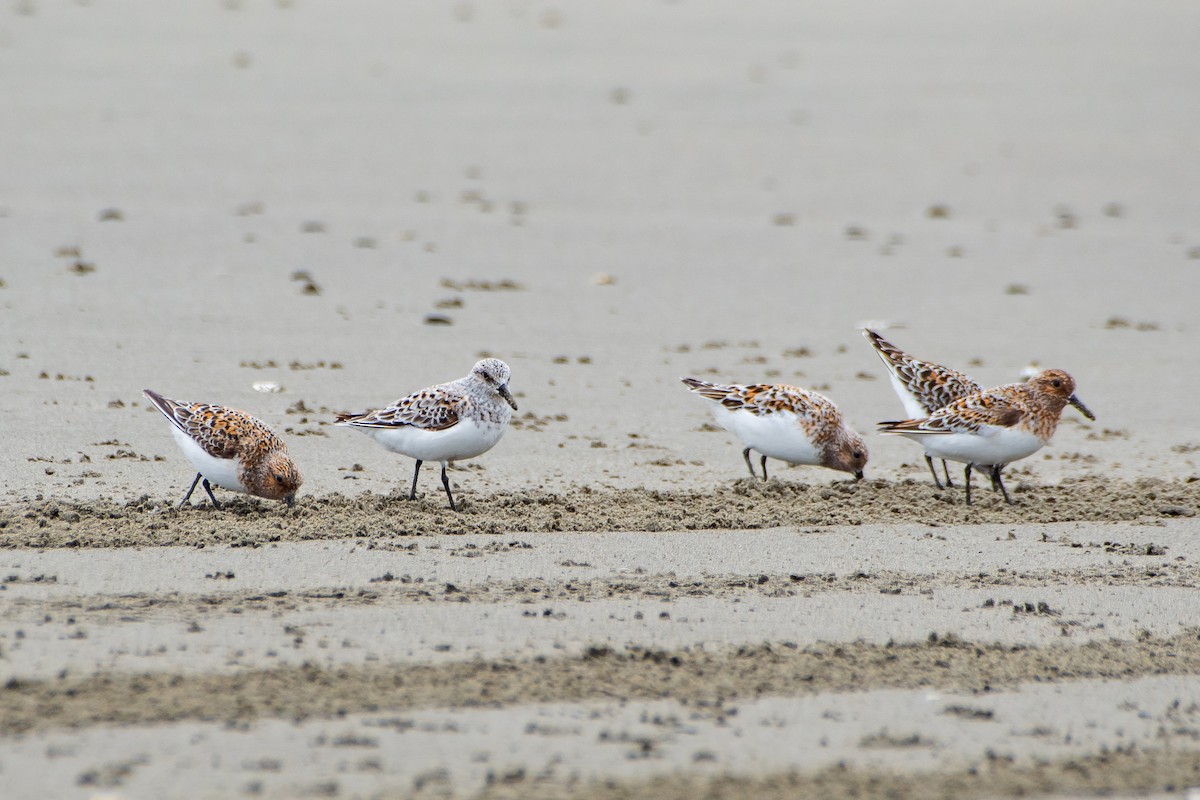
[2,1,1199,798]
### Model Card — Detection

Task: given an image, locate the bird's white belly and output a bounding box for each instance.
[712,407,820,466]
[170,426,246,493]
[360,417,506,463]
[908,426,1043,466]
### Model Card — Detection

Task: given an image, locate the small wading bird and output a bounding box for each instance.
[862,328,983,489]
[144,389,302,509]
[877,369,1094,505]
[681,377,868,482]
[335,359,517,511]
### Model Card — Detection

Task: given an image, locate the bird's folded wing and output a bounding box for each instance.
[337,388,462,431]
[176,404,247,459]
[879,393,1023,435]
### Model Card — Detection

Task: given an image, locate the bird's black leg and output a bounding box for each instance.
[742,448,757,480]
[991,465,1012,504]
[409,460,423,501]
[440,462,457,512]
[925,455,943,489]
[179,473,203,508]
[201,478,222,510]
[942,460,954,488]
[760,455,768,482]
[964,463,973,506]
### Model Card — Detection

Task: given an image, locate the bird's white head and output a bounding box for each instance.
[472,358,518,410]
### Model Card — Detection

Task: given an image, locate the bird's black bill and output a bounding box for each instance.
[499,385,518,411]
[1068,394,1095,421]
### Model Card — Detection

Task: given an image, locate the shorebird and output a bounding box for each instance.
[682,377,867,481]
[144,389,302,508]
[862,328,982,489]
[877,369,1094,504]
[335,358,517,511]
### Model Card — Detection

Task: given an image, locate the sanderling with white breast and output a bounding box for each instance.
[335,358,517,511]
[682,377,868,482]
[863,328,983,489]
[877,369,1094,504]
[144,389,302,508]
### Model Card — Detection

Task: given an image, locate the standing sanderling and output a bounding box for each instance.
[681,377,868,481]
[877,369,1095,504]
[143,389,302,508]
[862,328,982,489]
[335,358,517,511]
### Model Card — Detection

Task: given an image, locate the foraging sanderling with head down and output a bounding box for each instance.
[143,389,302,508]
[335,358,517,511]
[862,328,983,489]
[681,377,868,482]
[877,369,1094,505]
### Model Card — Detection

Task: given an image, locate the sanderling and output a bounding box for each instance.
[877,369,1094,504]
[335,358,517,511]
[862,328,982,489]
[143,389,302,508]
[682,377,867,481]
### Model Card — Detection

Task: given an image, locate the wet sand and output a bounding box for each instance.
[2,506,1198,797]
[2,476,1197,548]
[2,1,1200,798]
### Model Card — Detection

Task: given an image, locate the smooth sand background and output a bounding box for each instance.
[2,0,1200,500]
[2,2,1200,798]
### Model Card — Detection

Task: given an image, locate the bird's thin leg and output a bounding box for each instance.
[742,448,757,480]
[760,455,768,482]
[440,462,457,512]
[201,478,222,510]
[964,463,973,506]
[179,473,203,508]
[925,456,943,489]
[942,460,954,488]
[988,465,1008,491]
[409,460,423,501]
[991,465,1012,504]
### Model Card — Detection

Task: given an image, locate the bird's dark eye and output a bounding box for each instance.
[1052,379,1062,388]
[275,474,285,483]
[853,451,862,460]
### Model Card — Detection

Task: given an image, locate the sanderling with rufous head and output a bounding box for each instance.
[144,388,302,509]
[682,377,868,482]
[877,369,1094,504]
